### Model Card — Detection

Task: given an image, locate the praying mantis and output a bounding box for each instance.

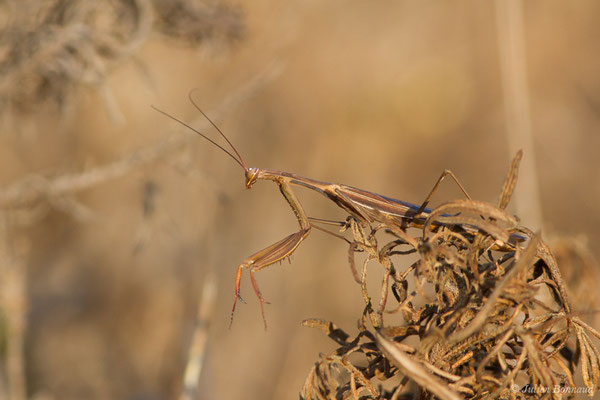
[153,96,522,329]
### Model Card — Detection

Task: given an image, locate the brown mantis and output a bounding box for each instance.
[153,97,522,329]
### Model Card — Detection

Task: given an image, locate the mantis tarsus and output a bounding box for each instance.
[153,97,520,329]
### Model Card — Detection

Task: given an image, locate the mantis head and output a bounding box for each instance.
[245,167,260,188]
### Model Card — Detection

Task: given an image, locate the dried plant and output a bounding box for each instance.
[301,152,600,400]
[0,0,243,115]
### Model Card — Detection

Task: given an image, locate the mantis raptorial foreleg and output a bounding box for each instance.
[230,180,311,329]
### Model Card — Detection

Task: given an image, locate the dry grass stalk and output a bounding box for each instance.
[0,214,27,400]
[179,273,217,400]
[301,152,600,400]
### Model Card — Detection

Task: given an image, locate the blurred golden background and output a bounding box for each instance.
[0,1,599,399]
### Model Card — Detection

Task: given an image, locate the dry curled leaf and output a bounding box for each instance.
[301,152,599,400]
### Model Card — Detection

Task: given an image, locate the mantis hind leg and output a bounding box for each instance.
[416,170,472,216]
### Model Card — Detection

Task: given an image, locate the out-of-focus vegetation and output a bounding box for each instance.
[0,1,599,399]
